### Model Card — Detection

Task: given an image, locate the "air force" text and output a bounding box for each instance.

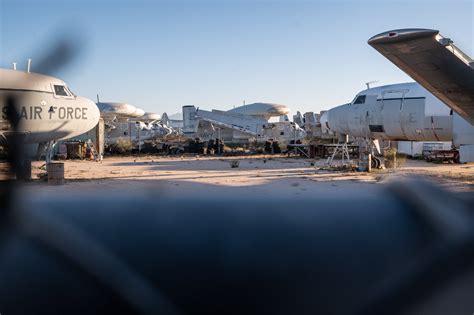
[1,106,88,120]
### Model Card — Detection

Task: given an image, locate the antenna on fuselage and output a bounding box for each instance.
[27,59,32,73]
[12,62,17,70]
[97,94,100,103]
[365,80,378,89]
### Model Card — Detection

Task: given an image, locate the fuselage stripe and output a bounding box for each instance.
[0,88,53,94]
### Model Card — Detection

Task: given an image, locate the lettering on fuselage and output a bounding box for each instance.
[1,106,88,121]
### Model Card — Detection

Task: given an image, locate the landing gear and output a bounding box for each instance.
[363,138,385,169]
[38,141,57,163]
[371,156,383,169]
[45,141,57,163]
[357,138,386,171]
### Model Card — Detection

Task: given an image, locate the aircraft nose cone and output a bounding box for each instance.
[79,96,101,132]
[326,104,351,135]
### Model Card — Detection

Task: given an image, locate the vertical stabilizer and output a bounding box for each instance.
[161,112,170,126]
[293,111,304,126]
[182,105,199,135]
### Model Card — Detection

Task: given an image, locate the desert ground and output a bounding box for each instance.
[8,155,473,201]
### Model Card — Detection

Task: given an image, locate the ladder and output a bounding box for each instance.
[86,140,101,161]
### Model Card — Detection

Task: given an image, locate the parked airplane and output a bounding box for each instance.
[368,28,474,162]
[97,101,176,147]
[226,102,290,120]
[322,82,453,142]
[0,66,100,161]
[106,120,176,147]
[182,103,305,144]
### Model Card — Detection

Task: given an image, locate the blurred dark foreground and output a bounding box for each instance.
[0,179,473,315]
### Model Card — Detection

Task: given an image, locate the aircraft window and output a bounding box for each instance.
[353,95,366,104]
[54,85,70,96]
[65,86,75,96]
[369,124,385,132]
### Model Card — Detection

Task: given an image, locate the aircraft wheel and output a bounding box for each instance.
[371,157,378,169]
[371,156,382,169]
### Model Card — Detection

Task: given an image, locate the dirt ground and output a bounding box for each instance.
[4,155,472,200]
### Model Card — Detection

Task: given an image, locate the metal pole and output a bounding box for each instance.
[129,123,132,155]
[294,124,297,157]
[138,125,141,156]
[217,128,220,154]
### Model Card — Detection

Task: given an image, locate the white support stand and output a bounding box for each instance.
[327,135,352,166]
[327,142,351,166]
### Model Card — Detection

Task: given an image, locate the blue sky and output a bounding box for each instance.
[1,0,473,116]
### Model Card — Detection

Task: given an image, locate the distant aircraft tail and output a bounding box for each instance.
[182,105,199,135]
[303,112,317,125]
[161,112,170,126]
[293,111,304,126]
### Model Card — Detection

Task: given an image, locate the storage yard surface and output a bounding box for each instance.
[14,155,474,199]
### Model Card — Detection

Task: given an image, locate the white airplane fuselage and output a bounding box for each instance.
[105,121,174,146]
[0,69,100,144]
[182,103,303,144]
[324,82,453,142]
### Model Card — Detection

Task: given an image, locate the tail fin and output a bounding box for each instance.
[161,112,170,126]
[182,105,199,135]
[303,112,317,125]
[293,111,304,126]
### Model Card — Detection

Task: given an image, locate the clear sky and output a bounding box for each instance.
[1,0,473,117]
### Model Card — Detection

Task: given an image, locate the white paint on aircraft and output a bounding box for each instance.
[0,68,100,144]
[324,82,453,142]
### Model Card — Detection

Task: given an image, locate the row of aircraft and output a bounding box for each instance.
[0,28,473,162]
[0,64,308,154]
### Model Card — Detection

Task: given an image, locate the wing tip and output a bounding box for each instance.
[368,28,439,46]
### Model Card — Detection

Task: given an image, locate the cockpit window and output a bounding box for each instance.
[54,85,71,97]
[353,95,366,104]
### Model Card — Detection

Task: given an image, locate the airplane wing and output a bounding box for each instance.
[368,28,474,124]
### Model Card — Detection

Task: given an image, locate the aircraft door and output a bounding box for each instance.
[381,90,406,140]
[400,98,425,141]
[367,97,384,138]
[359,95,376,138]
